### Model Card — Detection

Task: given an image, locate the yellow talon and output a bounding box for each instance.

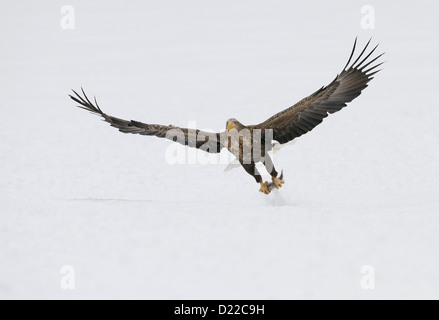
[272,177,285,189]
[259,181,270,194]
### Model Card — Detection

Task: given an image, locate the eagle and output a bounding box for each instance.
[70,38,383,195]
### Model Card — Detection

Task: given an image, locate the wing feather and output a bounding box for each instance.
[256,39,384,144]
[70,90,224,153]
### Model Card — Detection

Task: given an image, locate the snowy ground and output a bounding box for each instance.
[1,0,439,299]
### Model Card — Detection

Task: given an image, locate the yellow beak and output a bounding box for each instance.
[228,123,233,131]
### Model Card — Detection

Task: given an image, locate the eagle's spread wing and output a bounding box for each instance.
[70,89,224,153]
[256,38,384,144]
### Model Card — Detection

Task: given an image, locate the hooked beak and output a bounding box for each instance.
[228,123,233,131]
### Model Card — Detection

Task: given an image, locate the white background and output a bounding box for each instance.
[0,0,438,299]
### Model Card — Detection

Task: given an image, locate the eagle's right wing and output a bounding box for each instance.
[70,89,224,154]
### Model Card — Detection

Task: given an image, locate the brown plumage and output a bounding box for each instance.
[70,38,383,194]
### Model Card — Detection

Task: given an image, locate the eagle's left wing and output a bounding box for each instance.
[255,38,384,144]
[70,89,224,154]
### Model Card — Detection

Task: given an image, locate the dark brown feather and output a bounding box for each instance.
[69,89,224,153]
[255,38,384,144]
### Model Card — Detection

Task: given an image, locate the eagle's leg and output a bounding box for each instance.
[241,162,270,194]
[262,155,285,189]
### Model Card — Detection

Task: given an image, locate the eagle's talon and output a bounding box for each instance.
[259,182,270,194]
[272,177,285,189]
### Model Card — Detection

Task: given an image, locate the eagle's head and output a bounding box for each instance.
[226,118,244,132]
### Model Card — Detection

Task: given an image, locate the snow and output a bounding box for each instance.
[1,0,439,299]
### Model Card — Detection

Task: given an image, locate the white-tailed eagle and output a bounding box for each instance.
[70,38,383,194]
